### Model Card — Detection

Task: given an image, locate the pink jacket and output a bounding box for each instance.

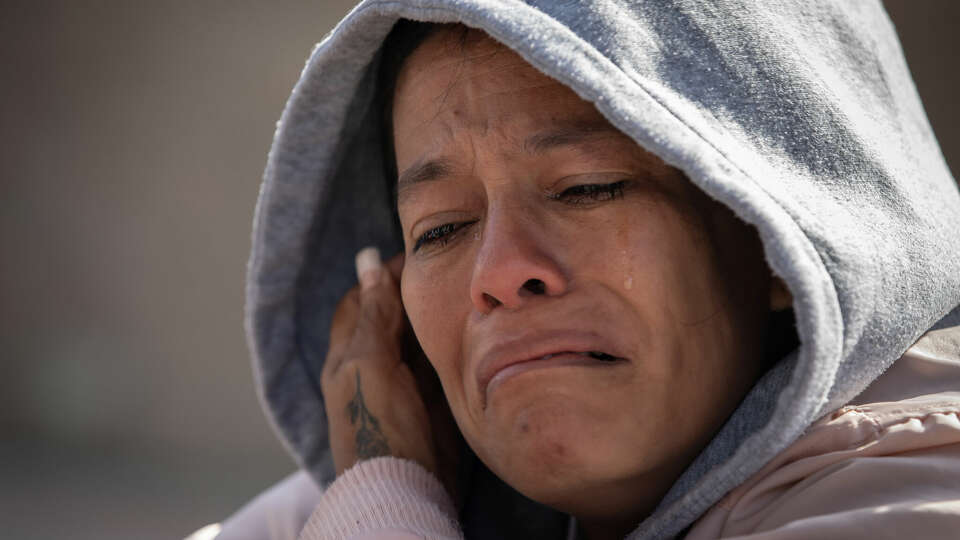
[295,325,960,539]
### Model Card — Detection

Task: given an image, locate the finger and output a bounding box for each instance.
[326,286,360,369]
[352,247,404,357]
[357,248,404,286]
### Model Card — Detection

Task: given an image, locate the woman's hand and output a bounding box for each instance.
[321,248,461,499]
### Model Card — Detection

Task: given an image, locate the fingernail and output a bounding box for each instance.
[355,247,382,290]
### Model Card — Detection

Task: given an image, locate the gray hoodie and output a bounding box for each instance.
[242,1,960,538]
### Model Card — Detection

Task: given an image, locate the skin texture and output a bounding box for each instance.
[324,25,788,540]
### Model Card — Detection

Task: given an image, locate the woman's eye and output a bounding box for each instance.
[552,180,628,205]
[413,220,477,253]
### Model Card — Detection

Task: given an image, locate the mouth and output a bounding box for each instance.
[542,350,619,361]
[483,350,625,406]
[475,332,628,408]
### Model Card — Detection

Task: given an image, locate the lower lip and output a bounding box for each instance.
[485,353,620,399]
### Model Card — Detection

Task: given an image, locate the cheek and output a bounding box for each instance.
[402,268,448,360]
[400,264,470,404]
[567,205,707,306]
[613,207,719,316]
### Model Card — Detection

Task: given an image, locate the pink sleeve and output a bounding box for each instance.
[297,457,463,540]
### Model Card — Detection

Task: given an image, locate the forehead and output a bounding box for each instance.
[394,28,538,96]
[388,27,689,202]
[392,28,606,140]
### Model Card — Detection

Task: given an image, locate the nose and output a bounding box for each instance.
[469,208,568,313]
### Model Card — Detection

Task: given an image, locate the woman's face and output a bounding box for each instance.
[394,29,773,523]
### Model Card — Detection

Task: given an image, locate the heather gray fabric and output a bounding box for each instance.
[245,1,960,538]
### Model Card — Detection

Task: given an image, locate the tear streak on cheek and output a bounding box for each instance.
[619,248,634,291]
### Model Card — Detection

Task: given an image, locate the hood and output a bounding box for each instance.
[245,1,960,538]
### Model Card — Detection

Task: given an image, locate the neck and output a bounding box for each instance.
[560,471,666,540]
[578,516,638,540]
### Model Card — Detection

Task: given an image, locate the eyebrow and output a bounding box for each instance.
[396,121,626,200]
[521,121,625,154]
[397,157,454,194]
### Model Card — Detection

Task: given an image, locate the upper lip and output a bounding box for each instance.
[474,329,627,400]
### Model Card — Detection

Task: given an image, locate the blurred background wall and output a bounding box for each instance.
[0,2,956,539]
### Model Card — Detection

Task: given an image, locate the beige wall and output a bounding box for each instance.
[0,2,956,538]
[0,2,358,538]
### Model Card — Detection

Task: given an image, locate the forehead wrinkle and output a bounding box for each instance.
[452,79,558,104]
[394,33,573,144]
[397,80,572,138]
[522,120,630,154]
[396,50,549,118]
[451,41,510,66]
[396,32,513,96]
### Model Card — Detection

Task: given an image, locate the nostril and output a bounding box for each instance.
[522,278,546,295]
[483,293,502,309]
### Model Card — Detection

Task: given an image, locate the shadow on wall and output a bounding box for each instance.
[0,1,955,539]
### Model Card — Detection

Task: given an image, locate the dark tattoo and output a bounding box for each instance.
[346,372,390,459]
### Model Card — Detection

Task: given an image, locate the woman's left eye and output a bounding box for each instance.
[551,180,628,205]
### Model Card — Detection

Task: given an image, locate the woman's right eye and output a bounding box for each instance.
[413,220,478,253]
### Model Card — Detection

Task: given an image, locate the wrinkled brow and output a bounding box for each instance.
[396,120,627,203]
[397,158,453,193]
[521,121,625,154]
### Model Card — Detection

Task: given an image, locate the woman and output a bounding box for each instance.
[230,1,960,539]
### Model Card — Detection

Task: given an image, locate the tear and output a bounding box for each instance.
[624,276,633,290]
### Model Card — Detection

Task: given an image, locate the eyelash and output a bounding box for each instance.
[413,221,477,253]
[412,180,629,253]
[548,180,628,204]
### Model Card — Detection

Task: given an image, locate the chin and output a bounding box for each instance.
[474,388,638,510]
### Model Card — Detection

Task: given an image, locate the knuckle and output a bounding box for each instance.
[321,358,358,395]
[360,296,396,325]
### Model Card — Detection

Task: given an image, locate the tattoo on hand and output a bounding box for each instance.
[346,372,390,459]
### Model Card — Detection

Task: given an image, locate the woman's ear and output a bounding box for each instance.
[769,275,792,311]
